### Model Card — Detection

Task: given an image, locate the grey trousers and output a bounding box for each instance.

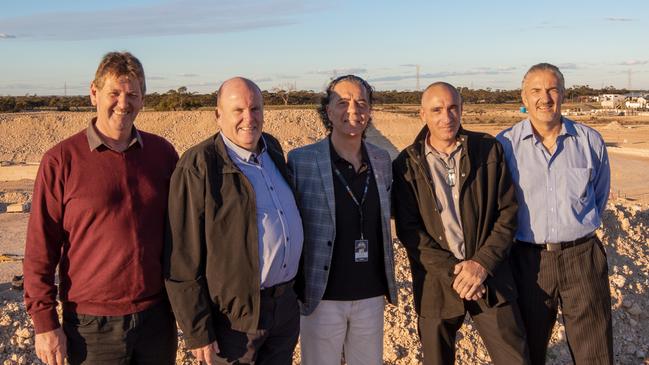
[512,236,614,365]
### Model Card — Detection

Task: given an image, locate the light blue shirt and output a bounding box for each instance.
[221,134,304,288]
[496,118,610,244]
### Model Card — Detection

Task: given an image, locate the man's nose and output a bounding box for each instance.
[347,101,358,115]
[117,93,128,108]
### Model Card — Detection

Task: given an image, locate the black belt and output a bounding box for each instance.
[260,280,294,298]
[515,233,595,252]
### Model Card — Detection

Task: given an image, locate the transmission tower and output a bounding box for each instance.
[628,69,632,91]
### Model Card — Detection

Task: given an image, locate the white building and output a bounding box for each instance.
[625,96,648,109]
[600,94,625,108]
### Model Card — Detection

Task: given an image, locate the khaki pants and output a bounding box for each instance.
[300,296,385,365]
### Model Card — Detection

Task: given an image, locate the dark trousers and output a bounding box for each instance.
[512,236,614,365]
[418,300,530,365]
[213,285,300,364]
[63,301,178,365]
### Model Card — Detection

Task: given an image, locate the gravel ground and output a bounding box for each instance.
[1,110,648,364]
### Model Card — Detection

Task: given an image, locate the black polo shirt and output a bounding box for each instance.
[322,138,388,301]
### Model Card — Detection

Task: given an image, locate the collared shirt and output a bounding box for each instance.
[221,134,303,289]
[323,138,387,300]
[424,136,465,259]
[497,117,610,244]
[86,118,143,151]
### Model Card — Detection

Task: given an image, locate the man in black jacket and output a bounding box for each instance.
[165,77,304,364]
[392,82,530,364]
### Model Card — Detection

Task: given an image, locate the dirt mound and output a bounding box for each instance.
[604,121,623,130]
[0,110,328,163]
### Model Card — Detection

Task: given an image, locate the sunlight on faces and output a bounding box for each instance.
[90,74,143,139]
[521,70,565,126]
[216,79,264,152]
[326,81,371,139]
[420,85,462,146]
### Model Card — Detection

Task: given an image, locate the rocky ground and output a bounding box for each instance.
[1,110,648,364]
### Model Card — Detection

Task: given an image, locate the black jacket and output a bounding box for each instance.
[164,132,292,348]
[392,126,518,319]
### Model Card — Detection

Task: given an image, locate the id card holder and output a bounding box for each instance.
[354,239,369,262]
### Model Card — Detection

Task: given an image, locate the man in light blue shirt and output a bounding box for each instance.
[497,63,613,365]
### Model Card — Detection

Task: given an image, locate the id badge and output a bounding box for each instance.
[354,239,369,262]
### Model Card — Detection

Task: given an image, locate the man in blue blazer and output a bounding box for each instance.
[288,75,397,365]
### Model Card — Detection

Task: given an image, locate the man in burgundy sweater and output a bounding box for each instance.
[23,52,179,365]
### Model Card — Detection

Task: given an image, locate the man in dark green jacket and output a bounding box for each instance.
[392,82,530,364]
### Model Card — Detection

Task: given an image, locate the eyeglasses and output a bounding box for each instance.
[440,155,456,187]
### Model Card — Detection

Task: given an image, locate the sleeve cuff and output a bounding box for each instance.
[31,309,61,334]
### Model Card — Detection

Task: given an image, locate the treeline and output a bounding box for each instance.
[0,85,633,113]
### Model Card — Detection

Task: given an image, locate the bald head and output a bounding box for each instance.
[420,81,462,149]
[215,77,264,152]
[421,82,462,106]
[216,77,262,108]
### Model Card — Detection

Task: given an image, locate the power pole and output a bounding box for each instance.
[628,69,632,91]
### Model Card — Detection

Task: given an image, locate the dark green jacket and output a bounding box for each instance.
[392,126,518,319]
[164,132,292,349]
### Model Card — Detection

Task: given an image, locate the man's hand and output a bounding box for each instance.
[452,260,488,300]
[35,327,67,365]
[191,341,220,364]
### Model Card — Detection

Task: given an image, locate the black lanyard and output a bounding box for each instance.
[333,165,371,240]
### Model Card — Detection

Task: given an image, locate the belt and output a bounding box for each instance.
[260,280,294,298]
[515,233,595,252]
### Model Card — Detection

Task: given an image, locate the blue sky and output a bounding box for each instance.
[1,0,647,95]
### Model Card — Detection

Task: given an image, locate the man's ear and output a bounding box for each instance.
[520,90,528,109]
[90,82,98,106]
[215,107,221,126]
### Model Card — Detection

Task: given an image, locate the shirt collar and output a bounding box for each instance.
[424,132,462,158]
[221,133,267,163]
[519,116,576,142]
[86,118,142,151]
[327,135,370,164]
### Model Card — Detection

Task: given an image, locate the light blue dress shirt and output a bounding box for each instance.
[221,134,304,288]
[496,117,610,244]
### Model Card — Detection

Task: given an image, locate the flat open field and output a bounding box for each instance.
[1,108,648,364]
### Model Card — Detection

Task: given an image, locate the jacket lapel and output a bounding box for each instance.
[315,139,336,225]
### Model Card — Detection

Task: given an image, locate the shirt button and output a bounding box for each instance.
[287,237,289,241]
[461,173,466,177]
[283,264,287,268]
[327,241,332,246]
[270,186,274,191]
[280,210,284,215]
[438,236,443,240]
[324,265,329,270]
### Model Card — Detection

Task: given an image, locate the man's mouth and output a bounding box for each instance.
[113,110,129,116]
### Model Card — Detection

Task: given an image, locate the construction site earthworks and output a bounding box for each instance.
[1,107,648,364]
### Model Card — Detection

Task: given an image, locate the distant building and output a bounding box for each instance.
[600,94,625,108]
[625,96,648,109]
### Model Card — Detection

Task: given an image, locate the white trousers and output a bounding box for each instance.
[300,296,385,365]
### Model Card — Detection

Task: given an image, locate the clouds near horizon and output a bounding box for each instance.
[0,0,320,41]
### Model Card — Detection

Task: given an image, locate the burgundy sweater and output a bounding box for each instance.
[24,126,178,333]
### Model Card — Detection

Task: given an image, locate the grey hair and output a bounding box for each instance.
[522,63,565,91]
